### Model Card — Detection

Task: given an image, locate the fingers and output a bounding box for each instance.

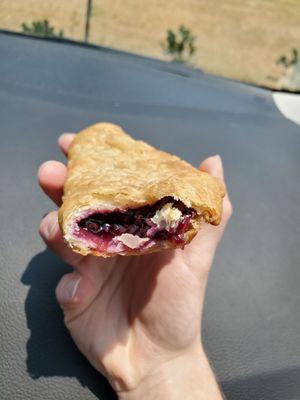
[38,133,74,206]
[38,133,75,205]
[199,154,224,181]
[56,272,82,306]
[58,133,75,156]
[55,271,100,324]
[39,211,83,266]
[38,161,67,206]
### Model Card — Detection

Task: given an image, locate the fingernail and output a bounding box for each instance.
[47,215,58,238]
[37,161,52,177]
[60,132,74,137]
[59,133,74,143]
[60,276,81,303]
[213,154,224,181]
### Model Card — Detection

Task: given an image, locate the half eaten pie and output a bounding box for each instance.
[58,123,225,257]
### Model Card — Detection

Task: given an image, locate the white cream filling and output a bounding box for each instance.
[151,203,182,231]
[115,233,149,249]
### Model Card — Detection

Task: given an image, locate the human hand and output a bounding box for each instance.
[38,133,232,399]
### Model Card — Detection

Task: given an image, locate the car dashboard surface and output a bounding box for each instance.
[0,32,299,400]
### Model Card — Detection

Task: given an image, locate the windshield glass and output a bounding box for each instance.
[1,0,299,92]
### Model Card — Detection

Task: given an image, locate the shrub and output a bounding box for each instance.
[276,48,299,69]
[21,19,64,39]
[161,25,197,63]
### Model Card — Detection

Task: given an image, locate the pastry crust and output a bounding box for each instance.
[58,123,225,257]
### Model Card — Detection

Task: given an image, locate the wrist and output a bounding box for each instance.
[116,345,222,400]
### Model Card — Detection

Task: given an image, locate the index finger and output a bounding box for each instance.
[58,133,76,156]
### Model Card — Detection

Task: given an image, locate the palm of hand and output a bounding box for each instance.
[68,249,203,376]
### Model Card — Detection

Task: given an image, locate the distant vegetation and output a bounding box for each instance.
[21,19,64,39]
[161,25,196,63]
[276,48,299,69]
[276,48,300,91]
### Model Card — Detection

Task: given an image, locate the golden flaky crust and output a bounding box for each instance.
[58,123,225,257]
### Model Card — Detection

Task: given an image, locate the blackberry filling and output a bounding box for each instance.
[78,196,196,248]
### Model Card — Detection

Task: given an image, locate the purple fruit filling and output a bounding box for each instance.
[77,197,196,250]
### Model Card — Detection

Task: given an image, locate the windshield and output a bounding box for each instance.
[1,0,299,92]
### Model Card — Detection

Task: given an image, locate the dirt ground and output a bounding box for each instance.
[1,0,299,88]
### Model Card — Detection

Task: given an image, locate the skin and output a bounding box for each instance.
[38,133,232,399]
